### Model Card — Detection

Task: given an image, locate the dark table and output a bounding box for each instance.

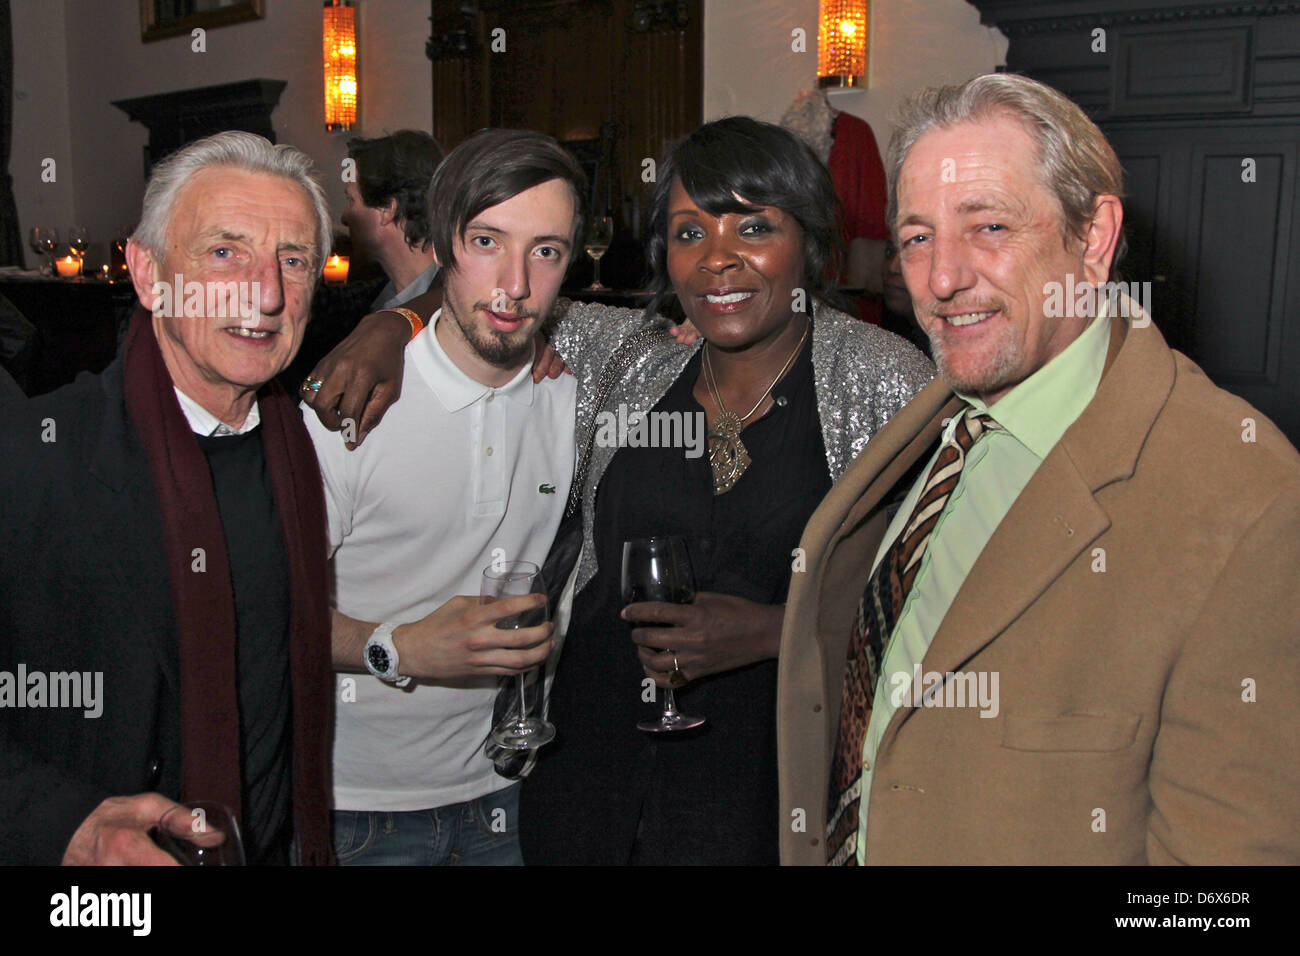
[0,271,136,396]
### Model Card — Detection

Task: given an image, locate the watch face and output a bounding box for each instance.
[367,643,391,674]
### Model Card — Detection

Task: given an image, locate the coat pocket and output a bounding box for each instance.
[1000,713,1141,753]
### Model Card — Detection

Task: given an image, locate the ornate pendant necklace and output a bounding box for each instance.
[702,320,810,495]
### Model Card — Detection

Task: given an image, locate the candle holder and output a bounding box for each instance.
[323,254,350,284]
[55,253,83,278]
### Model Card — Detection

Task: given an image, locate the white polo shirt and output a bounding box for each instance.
[303,311,577,811]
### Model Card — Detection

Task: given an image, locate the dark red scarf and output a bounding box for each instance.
[121,308,333,865]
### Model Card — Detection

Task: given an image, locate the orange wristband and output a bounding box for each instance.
[379,307,424,342]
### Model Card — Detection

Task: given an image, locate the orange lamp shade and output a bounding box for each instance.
[819,1,869,88]
[324,1,357,131]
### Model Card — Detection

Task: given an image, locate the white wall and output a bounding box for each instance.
[10,0,433,266]
[10,0,76,261]
[704,0,1008,149]
[9,0,1005,265]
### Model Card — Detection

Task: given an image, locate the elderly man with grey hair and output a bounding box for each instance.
[0,131,335,865]
[777,73,1300,865]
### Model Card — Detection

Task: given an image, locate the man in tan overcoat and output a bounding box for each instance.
[778,73,1300,866]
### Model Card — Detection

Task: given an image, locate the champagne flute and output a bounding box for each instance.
[584,215,614,290]
[151,801,245,866]
[622,535,706,732]
[483,560,555,750]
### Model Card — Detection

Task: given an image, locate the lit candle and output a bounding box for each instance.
[323,254,349,284]
[55,255,81,277]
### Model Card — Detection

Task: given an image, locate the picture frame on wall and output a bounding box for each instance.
[139,0,266,43]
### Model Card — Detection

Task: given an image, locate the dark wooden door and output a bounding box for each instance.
[972,0,1300,446]
[427,0,702,288]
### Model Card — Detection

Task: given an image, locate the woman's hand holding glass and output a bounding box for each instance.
[623,591,785,687]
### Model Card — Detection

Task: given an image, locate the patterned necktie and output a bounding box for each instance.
[826,406,1001,865]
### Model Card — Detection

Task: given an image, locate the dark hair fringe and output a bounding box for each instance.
[426,129,588,276]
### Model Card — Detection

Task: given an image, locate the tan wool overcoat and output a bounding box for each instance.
[777,313,1300,865]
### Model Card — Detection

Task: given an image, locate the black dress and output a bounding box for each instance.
[519,340,832,864]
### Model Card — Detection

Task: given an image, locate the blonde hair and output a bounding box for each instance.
[888,73,1126,275]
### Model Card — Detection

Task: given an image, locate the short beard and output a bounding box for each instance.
[926,318,1023,398]
[444,294,534,368]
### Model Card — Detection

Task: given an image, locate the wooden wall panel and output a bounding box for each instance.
[428,0,702,287]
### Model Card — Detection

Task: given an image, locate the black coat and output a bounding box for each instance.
[0,358,184,864]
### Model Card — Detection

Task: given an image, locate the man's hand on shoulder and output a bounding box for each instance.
[62,793,185,866]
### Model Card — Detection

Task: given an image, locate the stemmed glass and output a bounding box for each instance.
[584,215,614,290]
[68,225,88,266]
[622,535,706,733]
[112,225,133,279]
[29,226,57,275]
[68,225,88,256]
[483,560,555,750]
[151,801,245,866]
[27,228,43,272]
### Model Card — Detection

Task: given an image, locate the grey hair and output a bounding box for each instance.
[887,73,1126,277]
[133,131,332,269]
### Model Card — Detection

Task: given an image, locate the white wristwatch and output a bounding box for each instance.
[364,622,411,687]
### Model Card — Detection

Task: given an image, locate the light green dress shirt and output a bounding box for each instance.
[855,310,1113,864]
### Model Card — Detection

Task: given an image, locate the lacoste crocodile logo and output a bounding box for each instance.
[539,483,556,494]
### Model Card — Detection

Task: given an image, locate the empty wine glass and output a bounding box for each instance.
[622,535,706,733]
[483,560,555,750]
[151,801,245,866]
[112,225,133,278]
[584,215,614,290]
[29,226,57,275]
[68,225,88,259]
[27,228,43,272]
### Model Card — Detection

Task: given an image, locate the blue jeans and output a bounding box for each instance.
[332,783,522,866]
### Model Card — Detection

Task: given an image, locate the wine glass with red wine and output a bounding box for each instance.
[621,535,706,733]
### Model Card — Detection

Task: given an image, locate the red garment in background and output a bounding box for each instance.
[827,111,889,324]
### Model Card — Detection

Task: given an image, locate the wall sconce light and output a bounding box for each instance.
[324,0,357,131]
[818,0,869,89]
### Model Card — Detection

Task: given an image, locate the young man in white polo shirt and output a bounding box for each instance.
[303,129,583,865]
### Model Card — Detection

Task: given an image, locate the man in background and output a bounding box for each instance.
[283,130,443,399]
[341,130,443,311]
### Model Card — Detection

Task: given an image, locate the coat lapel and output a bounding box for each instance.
[913,452,1110,681]
[882,312,1176,741]
[829,379,963,549]
[795,379,962,730]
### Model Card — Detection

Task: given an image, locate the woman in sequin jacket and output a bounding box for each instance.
[517,117,934,864]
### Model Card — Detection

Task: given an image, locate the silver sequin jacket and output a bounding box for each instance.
[548,299,936,596]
